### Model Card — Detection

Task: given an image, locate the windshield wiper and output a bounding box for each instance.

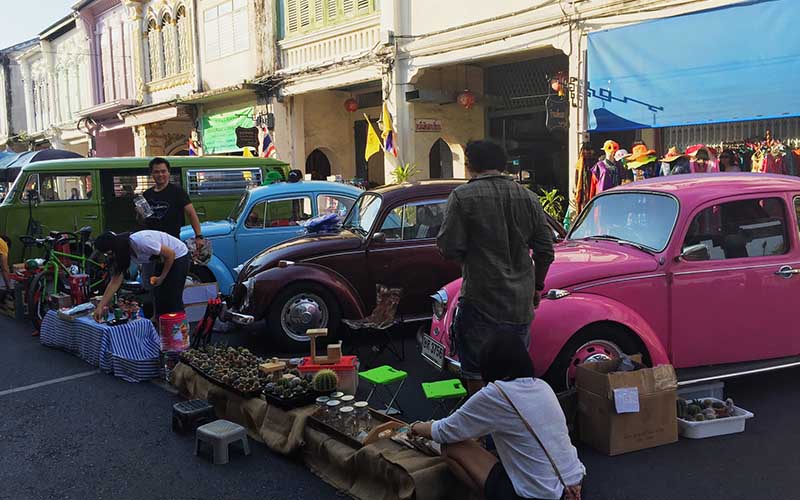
[584,235,655,254]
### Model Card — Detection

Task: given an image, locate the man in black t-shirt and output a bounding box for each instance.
[141,157,205,246]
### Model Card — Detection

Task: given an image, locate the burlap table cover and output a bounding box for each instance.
[171,363,468,500]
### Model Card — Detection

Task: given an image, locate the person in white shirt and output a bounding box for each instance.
[92,230,190,322]
[411,335,585,500]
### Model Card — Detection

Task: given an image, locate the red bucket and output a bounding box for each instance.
[159,312,189,352]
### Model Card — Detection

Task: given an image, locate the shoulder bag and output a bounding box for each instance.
[492,383,584,500]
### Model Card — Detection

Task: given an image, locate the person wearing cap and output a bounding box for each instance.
[660,147,691,176]
[590,140,623,198]
[625,144,659,181]
[92,230,190,323]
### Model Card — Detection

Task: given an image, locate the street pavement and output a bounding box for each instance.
[3,315,799,500]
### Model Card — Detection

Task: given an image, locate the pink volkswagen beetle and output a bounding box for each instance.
[422,174,800,390]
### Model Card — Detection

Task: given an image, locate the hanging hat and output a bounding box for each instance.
[626,144,657,169]
[603,140,620,156]
[660,146,687,163]
[614,149,629,162]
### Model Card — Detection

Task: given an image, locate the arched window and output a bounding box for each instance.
[429,138,453,179]
[305,149,331,180]
[146,18,163,81]
[176,6,191,73]
[162,12,178,76]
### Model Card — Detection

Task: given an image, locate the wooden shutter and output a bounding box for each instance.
[204,8,220,60]
[342,0,354,16]
[233,2,249,52]
[357,0,369,12]
[314,0,323,24]
[299,0,310,28]
[326,0,337,20]
[286,0,298,32]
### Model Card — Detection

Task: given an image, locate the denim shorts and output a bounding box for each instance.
[453,299,530,380]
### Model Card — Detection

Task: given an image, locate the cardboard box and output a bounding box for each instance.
[576,355,678,456]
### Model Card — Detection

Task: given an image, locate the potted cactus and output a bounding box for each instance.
[312,369,339,394]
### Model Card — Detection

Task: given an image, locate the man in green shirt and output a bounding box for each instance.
[437,140,555,394]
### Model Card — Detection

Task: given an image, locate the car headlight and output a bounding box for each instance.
[431,289,448,320]
[545,289,570,300]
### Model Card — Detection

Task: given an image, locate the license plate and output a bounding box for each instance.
[421,335,445,370]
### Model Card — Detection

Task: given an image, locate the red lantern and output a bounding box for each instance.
[457,89,476,110]
[344,98,359,113]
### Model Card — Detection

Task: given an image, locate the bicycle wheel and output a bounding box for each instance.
[85,250,109,295]
[27,270,70,330]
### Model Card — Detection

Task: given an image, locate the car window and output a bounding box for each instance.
[379,200,447,241]
[186,168,262,196]
[266,197,312,227]
[318,194,354,217]
[244,201,266,229]
[20,174,39,202]
[111,173,180,198]
[683,197,788,260]
[37,173,93,202]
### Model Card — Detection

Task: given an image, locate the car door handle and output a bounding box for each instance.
[775,266,800,278]
[84,215,98,220]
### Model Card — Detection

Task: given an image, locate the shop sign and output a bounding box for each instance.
[545,96,569,132]
[415,118,442,133]
[201,106,255,154]
[235,126,259,149]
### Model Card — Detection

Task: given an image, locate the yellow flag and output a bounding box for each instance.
[364,114,381,161]
[380,102,397,157]
[242,147,254,157]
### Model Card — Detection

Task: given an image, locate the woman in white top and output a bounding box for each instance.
[411,334,586,500]
[92,230,190,322]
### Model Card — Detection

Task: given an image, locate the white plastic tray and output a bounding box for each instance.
[678,398,754,439]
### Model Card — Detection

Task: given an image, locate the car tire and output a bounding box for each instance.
[188,265,215,284]
[268,282,341,353]
[543,324,644,392]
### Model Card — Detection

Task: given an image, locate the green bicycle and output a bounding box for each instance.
[20,228,108,329]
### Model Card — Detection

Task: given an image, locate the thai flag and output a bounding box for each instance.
[261,128,277,158]
[188,139,198,156]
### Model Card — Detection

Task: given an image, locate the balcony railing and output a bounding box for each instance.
[279,13,380,72]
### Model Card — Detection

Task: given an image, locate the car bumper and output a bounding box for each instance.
[219,302,255,325]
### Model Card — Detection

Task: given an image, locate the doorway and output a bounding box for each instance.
[306,149,332,180]
[429,138,453,179]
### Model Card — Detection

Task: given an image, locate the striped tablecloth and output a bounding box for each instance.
[40,311,162,383]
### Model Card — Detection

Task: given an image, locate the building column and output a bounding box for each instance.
[381,0,409,182]
[124,0,146,103]
[562,30,587,199]
[41,40,58,130]
[75,10,100,106]
[133,122,167,156]
[19,60,34,134]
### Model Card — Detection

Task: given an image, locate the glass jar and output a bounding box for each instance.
[330,391,345,400]
[315,396,330,416]
[353,401,370,433]
[340,395,355,405]
[325,399,342,424]
[338,406,355,435]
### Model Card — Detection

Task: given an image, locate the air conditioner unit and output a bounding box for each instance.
[405,88,455,105]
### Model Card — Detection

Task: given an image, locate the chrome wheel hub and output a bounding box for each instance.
[280,293,328,342]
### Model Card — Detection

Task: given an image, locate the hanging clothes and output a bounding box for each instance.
[590,158,620,197]
[573,151,595,214]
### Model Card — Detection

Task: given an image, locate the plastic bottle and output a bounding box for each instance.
[134,194,153,218]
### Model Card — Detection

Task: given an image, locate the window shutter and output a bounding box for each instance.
[326,0,337,20]
[343,0,354,16]
[100,30,114,99]
[314,0,323,24]
[233,4,249,52]
[357,0,369,12]
[204,14,220,60]
[299,0,310,28]
[286,0,298,32]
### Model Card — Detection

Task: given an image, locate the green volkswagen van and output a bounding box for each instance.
[0,156,289,262]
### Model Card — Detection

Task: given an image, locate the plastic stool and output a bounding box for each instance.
[359,365,407,415]
[172,399,216,434]
[422,379,467,419]
[194,419,251,465]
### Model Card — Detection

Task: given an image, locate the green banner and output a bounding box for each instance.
[201,106,255,154]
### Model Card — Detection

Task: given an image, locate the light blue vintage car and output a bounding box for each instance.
[180,180,361,294]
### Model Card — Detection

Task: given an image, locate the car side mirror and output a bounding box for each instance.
[372,232,387,244]
[553,230,563,243]
[679,244,710,262]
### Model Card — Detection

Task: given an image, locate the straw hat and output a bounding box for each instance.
[660,146,687,163]
[626,144,657,169]
[603,140,620,157]
[614,149,629,162]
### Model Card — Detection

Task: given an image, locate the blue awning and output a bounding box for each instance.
[587,0,800,132]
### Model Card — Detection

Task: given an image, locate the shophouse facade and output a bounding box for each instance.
[0,39,39,152]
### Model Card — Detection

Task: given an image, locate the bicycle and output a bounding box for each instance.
[20,227,108,329]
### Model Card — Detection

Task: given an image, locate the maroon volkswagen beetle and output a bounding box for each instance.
[226,180,466,350]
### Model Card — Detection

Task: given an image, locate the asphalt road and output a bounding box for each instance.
[3,316,799,500]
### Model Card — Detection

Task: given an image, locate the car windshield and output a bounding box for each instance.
[342,193,382,236]
[229,191,250,222]
[569,192,679,252]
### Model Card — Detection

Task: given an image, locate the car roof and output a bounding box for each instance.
[368,179,467,204]
[248,181,362,197]
[19,156,289,172]
[613,173,800,206]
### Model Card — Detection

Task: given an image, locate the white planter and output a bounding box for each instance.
[678,398,753,439]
